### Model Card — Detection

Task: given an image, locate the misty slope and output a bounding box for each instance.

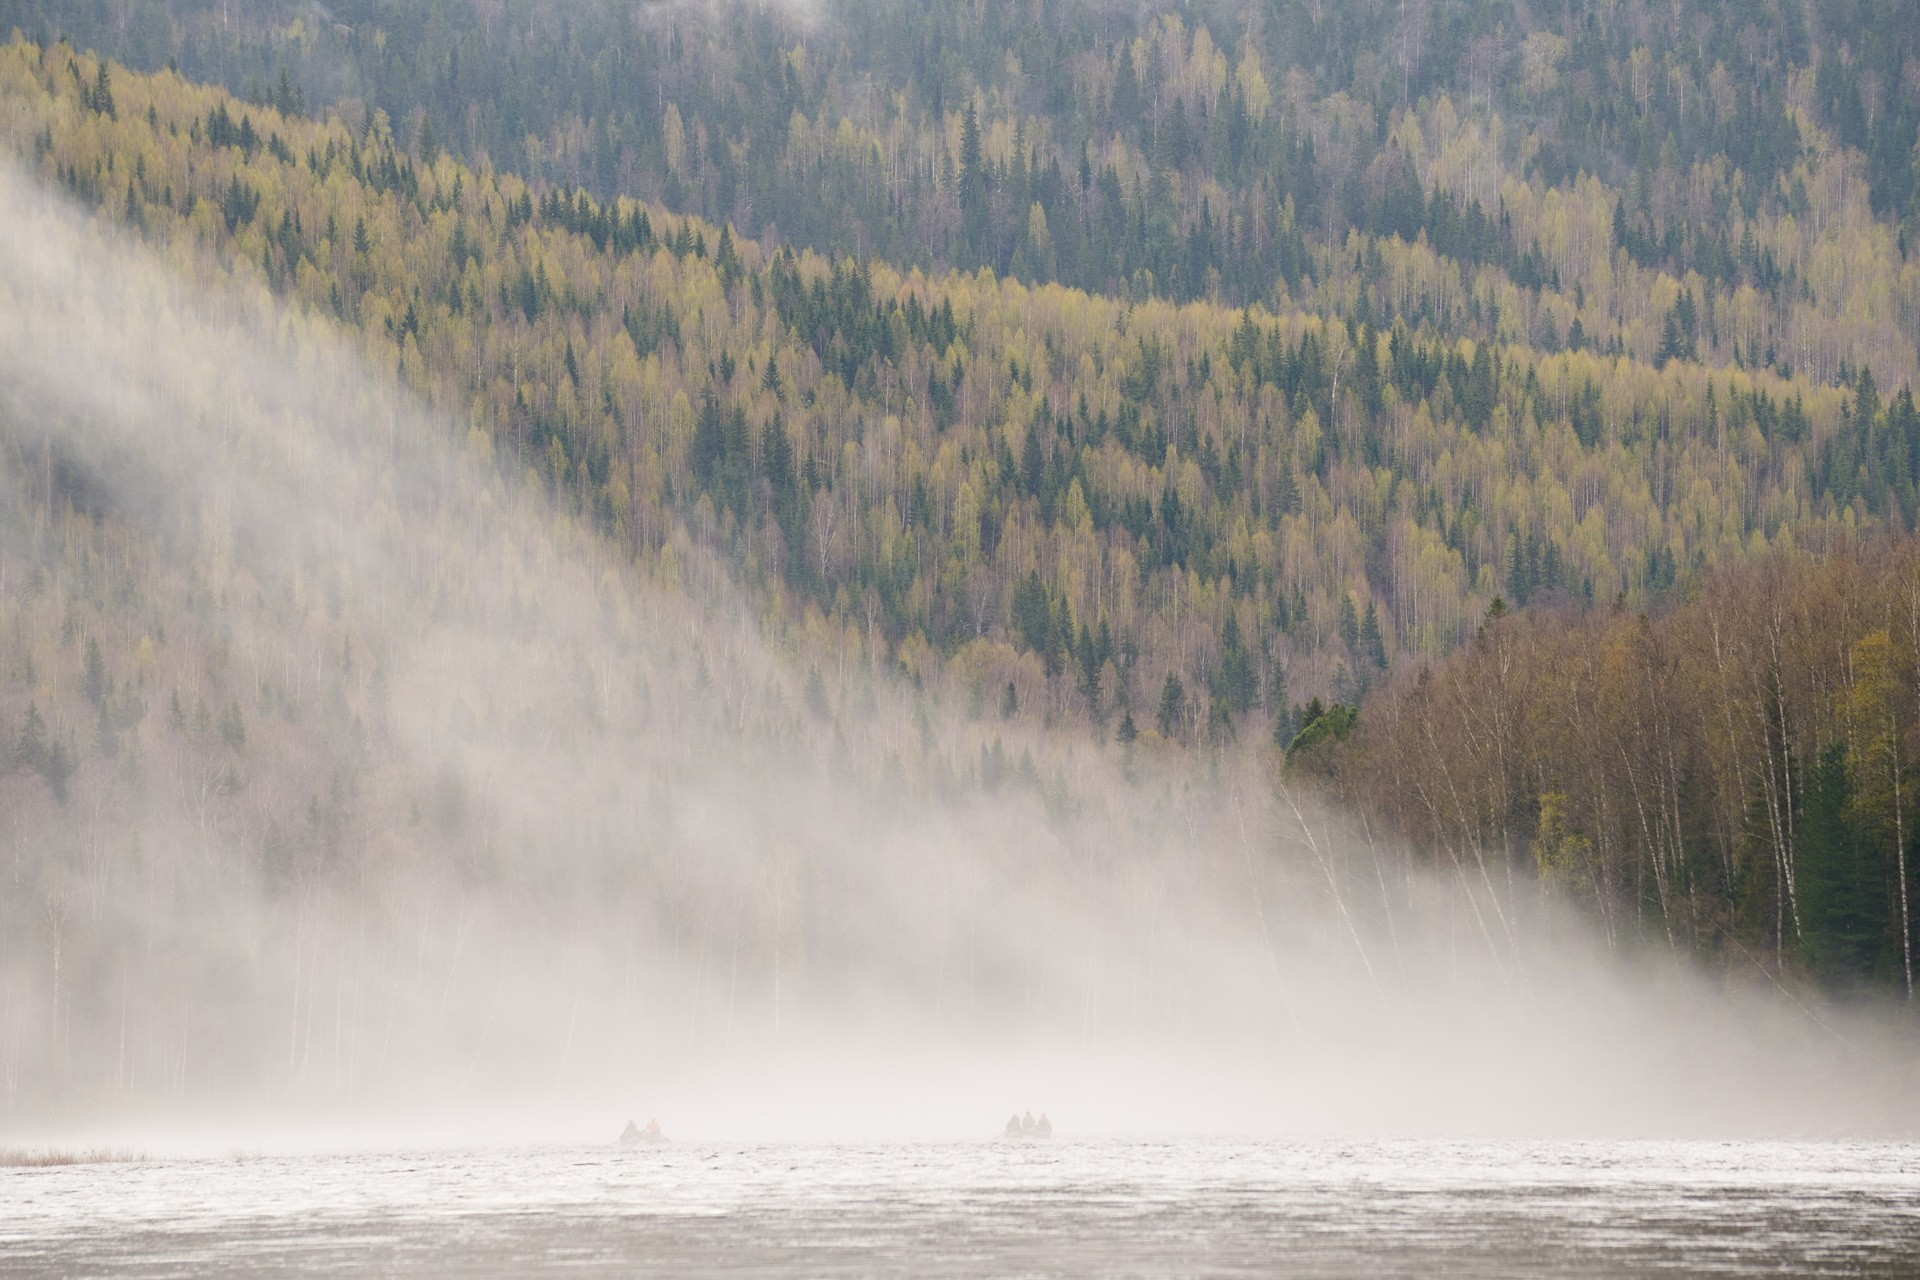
[0,152,1264,1123]
[1,28,1918,1139]
[5,43,1914,752]
[2,156,1916,1142]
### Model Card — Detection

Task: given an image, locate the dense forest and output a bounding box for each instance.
[1,0,1918,1000]
[4,41,1915,751]
[2,0,1916,390]
[1320,539,1920,997]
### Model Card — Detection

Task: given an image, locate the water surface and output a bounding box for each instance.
[4,1137,1918,1275]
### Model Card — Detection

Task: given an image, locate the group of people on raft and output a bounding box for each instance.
[1004,1111,1052,1137]
[622,1114,1052,1142]
[619,1118,666,1144]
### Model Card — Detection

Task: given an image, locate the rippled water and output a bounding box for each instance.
[4,1137,1919,1276]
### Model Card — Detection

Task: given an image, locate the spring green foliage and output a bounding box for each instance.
[1,3,1918,1007]
[10,1,1917,342]
[6,43,1914,743]
[1284,699,1356,774]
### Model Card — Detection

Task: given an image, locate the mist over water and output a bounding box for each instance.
[0,161,1916,1152]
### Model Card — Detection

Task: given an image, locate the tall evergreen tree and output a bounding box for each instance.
[1157,672,1185,740]
[1799,743,1888,983]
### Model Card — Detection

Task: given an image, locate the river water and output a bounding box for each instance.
[3,1137,1918,1276]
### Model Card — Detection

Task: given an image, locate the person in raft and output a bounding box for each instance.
[1005,1111,1054,1136]
[620,1118,667,1144]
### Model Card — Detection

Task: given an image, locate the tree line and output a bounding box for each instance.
[1324,536,1920,994]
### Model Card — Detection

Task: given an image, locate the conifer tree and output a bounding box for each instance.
[1157,672,1185,740]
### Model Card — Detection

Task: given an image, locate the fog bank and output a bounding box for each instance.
[0,163,1915,1148]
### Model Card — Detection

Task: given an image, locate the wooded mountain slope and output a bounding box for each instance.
[0,151,1290,1114]
[5,42,1913,744]
[5,0,1917,393]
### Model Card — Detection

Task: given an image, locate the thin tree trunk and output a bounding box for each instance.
[1901,575,1920,999]
[1893,714,1911,999]
[1767,611,1801,938]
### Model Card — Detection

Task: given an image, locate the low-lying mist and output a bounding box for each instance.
[0,161,1914,1150]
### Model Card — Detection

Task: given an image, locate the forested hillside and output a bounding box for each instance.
[3,0,1916,391]
[1322,538,1920,994]
[0,145,1269,1111]
[4,41,1915,750]
[3,0,1920,1140]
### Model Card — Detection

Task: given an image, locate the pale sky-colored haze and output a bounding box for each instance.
[0,162,1915,1153]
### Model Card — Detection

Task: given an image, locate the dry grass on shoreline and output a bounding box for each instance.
[0,1147,146,1168]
